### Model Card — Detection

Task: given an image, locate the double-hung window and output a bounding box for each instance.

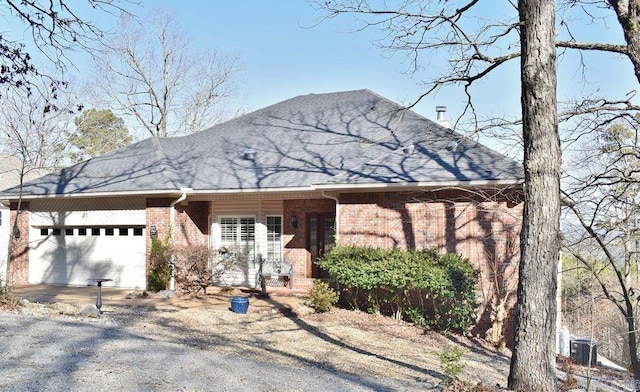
[219,217,256,261]
[266,216,282,261]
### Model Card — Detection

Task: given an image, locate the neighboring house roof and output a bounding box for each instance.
[0,154,50,197]
[0,89,523,199]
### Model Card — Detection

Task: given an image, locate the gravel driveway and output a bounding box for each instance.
[0,313,433,392]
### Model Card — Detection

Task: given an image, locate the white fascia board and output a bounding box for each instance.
[10,189,182,200]
[9,186,316,200]
[184,187,313,195]
[7,180,522,201]
[311,179,523,191]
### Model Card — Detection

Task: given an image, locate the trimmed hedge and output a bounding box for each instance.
[317,246,479,332]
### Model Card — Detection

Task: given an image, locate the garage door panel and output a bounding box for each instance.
[30,224,146,289]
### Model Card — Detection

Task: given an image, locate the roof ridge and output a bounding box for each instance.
[151,136,184,189]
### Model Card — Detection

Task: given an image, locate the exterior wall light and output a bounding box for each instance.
[149,225,158,239]
[290,215,298,229]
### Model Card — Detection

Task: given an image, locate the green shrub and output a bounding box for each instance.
[307,280,339,312]
[438,345,466,386]
[148,237,171,292]
[405,307,427,327]
[317,246,479,332]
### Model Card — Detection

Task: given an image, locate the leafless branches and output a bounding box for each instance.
[90,8,243,138]
[0,78,79,172]
[313,0,521,127]
[0,0,134,97]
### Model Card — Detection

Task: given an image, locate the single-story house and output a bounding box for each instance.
[1,89,523,337]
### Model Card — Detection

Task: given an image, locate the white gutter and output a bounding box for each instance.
[4,186,315,200]
[169,188,192,290]
[321,190,340,242]
[4,179,523,201]
[311,179,524,191]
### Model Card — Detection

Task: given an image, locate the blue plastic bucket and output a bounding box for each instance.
[231,296,249,314]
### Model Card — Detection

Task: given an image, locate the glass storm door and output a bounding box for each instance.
[308,213,335,279]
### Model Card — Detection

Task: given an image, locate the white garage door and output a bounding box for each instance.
[28,200,147,288]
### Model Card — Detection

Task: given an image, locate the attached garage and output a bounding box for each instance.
[28,198,147,288]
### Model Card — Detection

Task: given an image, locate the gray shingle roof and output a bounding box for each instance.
[0,89,523,198]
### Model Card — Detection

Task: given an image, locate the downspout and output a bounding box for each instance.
[169,188,191,290]
[321,191,340,242]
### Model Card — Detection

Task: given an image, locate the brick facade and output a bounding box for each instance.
[145,198,210,287]
[283,198,336,290]
[8,202,30,286]
[336,190,522,343]
[282,190,522,344]
[10,189,522,344]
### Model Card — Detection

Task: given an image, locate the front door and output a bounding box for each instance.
[308,213,335,279]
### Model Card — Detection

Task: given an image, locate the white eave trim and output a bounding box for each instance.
[4,186,316,200]
[4,180,522,201]
[311,179,524,191]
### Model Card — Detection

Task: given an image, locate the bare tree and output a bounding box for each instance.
[562,118,640,381]
[313,1,558,389]
[0,77,81,286]
[0,80,79,172]
[507,2,560,390]
[91,8,243,138]
[0,1,132,290]
[0,0,130,98]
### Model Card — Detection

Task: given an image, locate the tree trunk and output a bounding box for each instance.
[625,302,640,388]
[609,0,640,85]
[508,0,560,390]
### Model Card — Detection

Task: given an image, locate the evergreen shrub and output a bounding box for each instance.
[317,246,479,332]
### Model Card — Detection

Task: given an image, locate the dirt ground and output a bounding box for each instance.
[4,285,636,391]
[5,286,513,389]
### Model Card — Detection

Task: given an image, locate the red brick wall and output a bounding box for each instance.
[145,199,210,287]
[283,199,335,290]
[173,201,209,247]
[8,202,30,286]
[146,199,209,248]
[287,190,522,344]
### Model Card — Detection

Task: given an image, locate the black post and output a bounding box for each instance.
[96,281,103,313]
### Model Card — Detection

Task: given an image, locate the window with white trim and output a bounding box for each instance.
[219,217,255,261]
[266,216,282,260]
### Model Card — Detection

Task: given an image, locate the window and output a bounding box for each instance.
[219,217,255,261]
[52,228,61,236]
[91,228,100,236]
[119,228,128,236]
[105,228,114,236]
[266,216,282,260]
[65,228,74,236]
[133,227,143,236]
[40,228,48,236]
[78,228,87,236]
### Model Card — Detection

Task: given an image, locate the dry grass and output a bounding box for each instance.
[14,292,512,388]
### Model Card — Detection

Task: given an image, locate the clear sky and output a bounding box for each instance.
[74,0,525,125]
[5,1,640,147]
